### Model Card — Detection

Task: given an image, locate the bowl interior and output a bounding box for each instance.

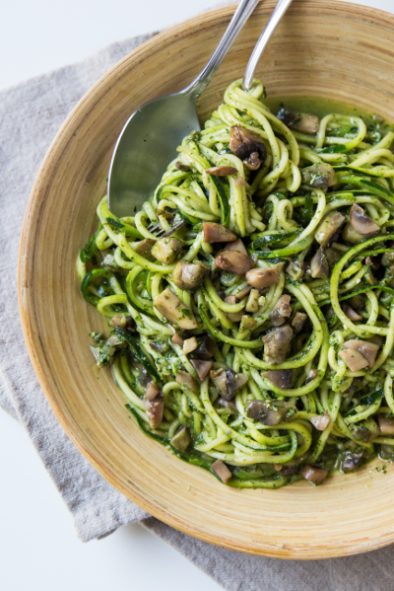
[19,0,394,558]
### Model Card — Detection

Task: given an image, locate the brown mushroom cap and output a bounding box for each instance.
[206,165,237,177]
[301,465,328,485]
[246,263,284,290]
[341,339,379,369]
[215,239,252,275]
[349,203,380,235]
[211,460,232,483]
[263,324,294,364]
[172,261,208,290]
[270,294,292,327]
[378,415,394,436]
[203,222,237,244]
[315,211,345,245]
[154,288,198,330]
[229,126,266,170]
[263,369,293,389]
[310,247,329,279]
[190,359,213,381]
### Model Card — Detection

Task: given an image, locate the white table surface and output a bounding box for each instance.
[1,1,393,590]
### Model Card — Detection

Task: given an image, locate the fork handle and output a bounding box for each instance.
[184,0,260,98]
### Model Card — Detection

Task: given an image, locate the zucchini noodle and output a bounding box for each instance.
[78,79,394,488]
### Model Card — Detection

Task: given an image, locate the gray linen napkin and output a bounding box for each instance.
[2,30,394,591]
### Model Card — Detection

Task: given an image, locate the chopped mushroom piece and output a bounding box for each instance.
[203,222,237,244]
[246,263,284,290]
[145,381,161,401]
[151,237,183,264]
[211,460,232,483]
[145,398,164,429]
[176,371,198,393]
[246,400,286,426]
[342,223,364,244]
[277,107,320,134]
[154,288,198,330]
[270,294,292,327]
[301,465,328,485]
[263,369,293,389]
[224,295,244,322]
[339,348,369,372]
[206,165,237,176]
[210,368,247,400]
[245,288,260,313]
[377,415,394,436]
[291,311,307,333]
[302,163,337,191]
[190,359,213,381]
[189,335,214,360]
[310,413,330,431]
[343,305,362,322]
[341,339,379,368]
[215,239,252,275]
[315,211,345,246]
[134,238,155,259]
[170,426,191,451]
[183,336,198,355]
[263,324,294,364]
[172,261,208,290]
[310,247,329,279]
[144,382,164,429]
[349,204,380,236]
[229,126,266,170]
[340,450,364,472]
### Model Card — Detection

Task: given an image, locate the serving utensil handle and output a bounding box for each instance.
[184,0,260,98]
[243,0,294,89]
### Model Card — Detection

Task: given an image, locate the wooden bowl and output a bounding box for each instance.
[19,0,394,558]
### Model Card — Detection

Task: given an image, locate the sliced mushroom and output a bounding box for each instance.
[300,465,328,484]
[315,211,345,246]
[215,239,252,275]
[270,294,292,327]
[189,335,215,360]
[229,126,266,170]
[144,382,163,429]
[277,107,320,134]
[310,247,329,279]
[154,288,198,330]
[246,400,285,426]
[234,285,252,301]
[340,450,364,472]
[176,371,198,393]
[263,369,293,389]
[210,368,247,400]
[378,415,394,435]
[263,324,294,364]
[349,204,380,236]
[341,339,379,369]
[302,163,337,191]
[203,222,237,244]
[190,359,213,381]
[342,223,364,244]
[246,263,284,290]
[291,311,307,333]
[211,459,232,483]
[151,237,183,264]
[145,381,161,401]
[170,426,191,451]
[183,336,198,356]
[339,348,369,372]
[343,305,362,322]
[172,261,208,290]
[310,412,330,431]
[206,165,237,176]
[135,238,155,259]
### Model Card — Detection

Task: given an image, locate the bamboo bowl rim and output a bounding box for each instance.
[18,0,394,559]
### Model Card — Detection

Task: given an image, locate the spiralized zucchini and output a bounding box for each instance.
[78,79,394,488]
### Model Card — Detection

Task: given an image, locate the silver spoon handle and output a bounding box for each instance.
[185,0,260,98]
[244,0,294,89]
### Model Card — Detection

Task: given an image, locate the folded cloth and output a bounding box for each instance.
[1,28,394,591]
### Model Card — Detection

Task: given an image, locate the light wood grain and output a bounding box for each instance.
[18,0,394,558]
